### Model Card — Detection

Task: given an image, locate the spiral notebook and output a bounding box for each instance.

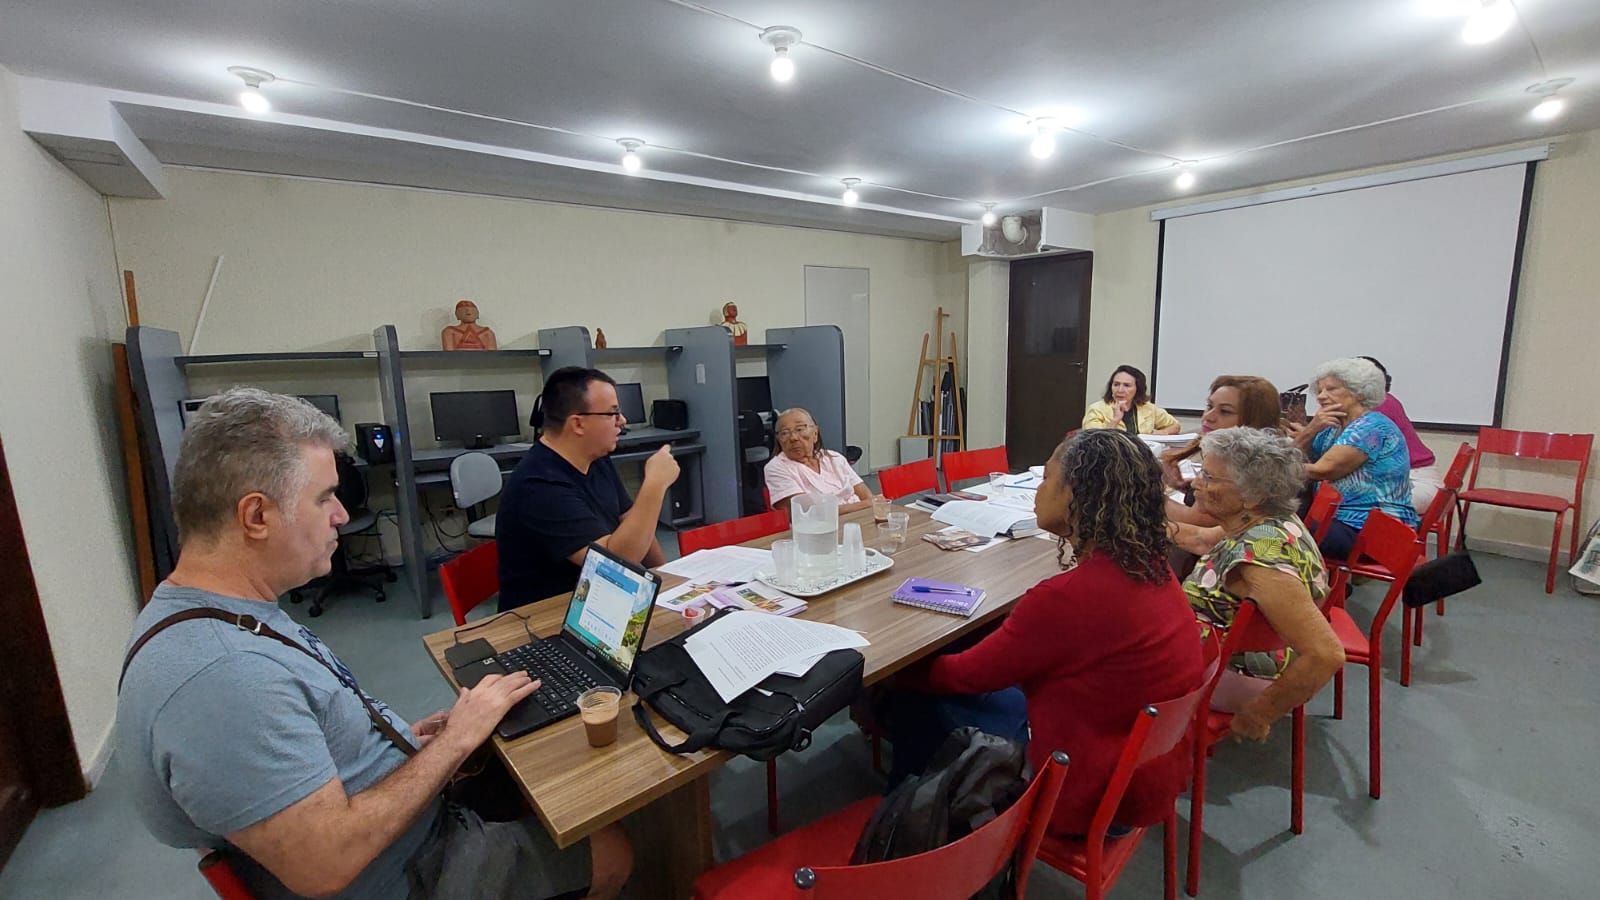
[890,577,986,617]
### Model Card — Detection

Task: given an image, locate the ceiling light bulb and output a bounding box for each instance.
[761,26,802,84]
[1175,170,1196,190]
[841,178,861,205]
[1461,0,1513,44]
[239,87,270,114]
[227,66,276,115]
[770,50,795,83]
[980,204,997,227]
[1530,96,1565,121]
[1028,118,1059,159]
[617,139,644,174]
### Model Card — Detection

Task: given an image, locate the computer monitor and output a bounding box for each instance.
[298,394,341,423]
[615,382,647,426]
[737,376,773,413]
[430,390,521,449]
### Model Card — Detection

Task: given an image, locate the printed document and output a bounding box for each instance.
[684,611,868,701]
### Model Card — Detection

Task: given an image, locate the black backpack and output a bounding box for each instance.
[850,727,1030,897]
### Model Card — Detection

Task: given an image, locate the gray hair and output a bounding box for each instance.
[172,387,349,543]
[1312,357,1387,408]
[1200,427,1306,517]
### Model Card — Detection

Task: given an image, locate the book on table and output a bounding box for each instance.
[931,496,1040,538]
[890,577,986,617]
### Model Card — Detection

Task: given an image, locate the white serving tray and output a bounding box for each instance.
[753,549,896,598]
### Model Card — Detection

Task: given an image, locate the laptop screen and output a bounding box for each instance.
[563,545,660,676]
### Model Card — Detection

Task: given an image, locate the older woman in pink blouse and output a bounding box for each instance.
[763,408,880,512]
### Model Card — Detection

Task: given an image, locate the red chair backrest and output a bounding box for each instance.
[1469,428,1593,501]
[439,540,500,627]
[1415,483,1458,543]
[1197,601,1287,716]
[791,751,1070,898]
[1442,443,1476,491]
[1082,655,1217,848]
[878,458,939,500]
[198,851,257,900]
[1304,483,1342,542]
[942,446,1011,485]
[678,509,790,555]
[1348,510,1426,636]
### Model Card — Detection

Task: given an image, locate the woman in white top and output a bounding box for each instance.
[763,408,878,512]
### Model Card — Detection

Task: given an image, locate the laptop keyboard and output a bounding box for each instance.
[496,640,600,719]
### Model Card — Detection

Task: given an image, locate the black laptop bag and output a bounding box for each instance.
[630,608,865,761]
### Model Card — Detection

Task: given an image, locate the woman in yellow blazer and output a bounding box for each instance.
[1082,365,1181,434]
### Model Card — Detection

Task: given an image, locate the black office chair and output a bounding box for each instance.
[290,453,396,617]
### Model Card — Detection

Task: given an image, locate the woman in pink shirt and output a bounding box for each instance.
[762,408,880,512]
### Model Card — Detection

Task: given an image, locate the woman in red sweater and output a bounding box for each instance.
[890,429,1205,836]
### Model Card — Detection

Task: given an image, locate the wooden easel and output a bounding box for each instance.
[113,271,160,603]
[903,306,965,455]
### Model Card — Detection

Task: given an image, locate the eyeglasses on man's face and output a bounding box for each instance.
[574,409,625,424]
[777,424,815,440]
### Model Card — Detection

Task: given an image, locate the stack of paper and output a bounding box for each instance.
[684,611,869,701]
[934,496,1038,537]
[658,546,773,583]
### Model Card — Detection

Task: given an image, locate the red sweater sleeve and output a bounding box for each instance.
[920,573,1084,695]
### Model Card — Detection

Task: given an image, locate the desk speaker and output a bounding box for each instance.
[651,399,688,431]
[355,423,395,464]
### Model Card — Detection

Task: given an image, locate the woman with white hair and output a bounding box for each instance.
[1288,357,1419,559]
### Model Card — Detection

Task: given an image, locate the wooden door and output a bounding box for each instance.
[0,430,87,872]
[1006,253,1093,467]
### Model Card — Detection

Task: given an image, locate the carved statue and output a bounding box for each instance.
[717,301,749,346]
[440,299,497,351]
[594,328,608,349]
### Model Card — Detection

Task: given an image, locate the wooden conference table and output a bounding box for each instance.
[421,503,1063,898]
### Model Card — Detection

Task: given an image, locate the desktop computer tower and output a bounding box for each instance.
[355,423,395,464]
[667,480,693,520]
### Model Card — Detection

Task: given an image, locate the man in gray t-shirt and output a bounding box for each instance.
[114,389,630,899]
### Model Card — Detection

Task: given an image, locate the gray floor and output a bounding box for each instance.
[4,544,1598,898]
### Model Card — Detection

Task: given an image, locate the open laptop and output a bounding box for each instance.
[448,542,662,739]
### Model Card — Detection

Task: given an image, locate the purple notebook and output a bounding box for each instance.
[890,577,987,617]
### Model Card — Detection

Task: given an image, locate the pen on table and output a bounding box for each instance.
[911,585,973,595]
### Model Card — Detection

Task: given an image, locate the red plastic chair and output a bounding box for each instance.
[675,509,791,833]
[1336,479,1461,686]
[1457,428,1593,593]
[691,750,1070,899]
[198,850,257,900]
[1186,602,1308,897]
[1323,510,1424,800]
[1038,655,1217,900]
[941,446,1011,487]
[876,458,938,500]
[439,540,500,627]
[1303,482,1342,543]
[1419,443,1478,623]
[678,509,790,555]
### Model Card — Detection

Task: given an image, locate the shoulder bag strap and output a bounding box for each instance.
[119,607,417,758]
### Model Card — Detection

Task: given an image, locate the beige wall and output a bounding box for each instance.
[108,169,967,472]
[963,259,1010,449]
[1083,130,1600,559]
[0,64,142,777]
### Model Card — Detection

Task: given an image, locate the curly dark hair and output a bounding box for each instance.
[1049,429,1173,584]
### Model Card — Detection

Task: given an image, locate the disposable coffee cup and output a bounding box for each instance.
[578,685,623,747]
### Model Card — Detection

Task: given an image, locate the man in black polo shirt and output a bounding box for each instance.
[496,367,679,610]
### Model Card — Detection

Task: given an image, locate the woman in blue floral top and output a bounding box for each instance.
[1178,428,1344,741]
[1288,357,1420,559]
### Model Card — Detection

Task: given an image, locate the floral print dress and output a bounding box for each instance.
[1183,516,1330,677]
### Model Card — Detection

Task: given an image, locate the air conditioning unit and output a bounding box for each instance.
[960,206,1093,259]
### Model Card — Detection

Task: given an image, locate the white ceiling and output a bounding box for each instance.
[4,0,1597,240]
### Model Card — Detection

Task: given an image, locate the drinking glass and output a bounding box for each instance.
[878,512,909,556]
[770,539,798,584]
[989,471,1007,496]
[871,495,891,523]
[841,522,867,574]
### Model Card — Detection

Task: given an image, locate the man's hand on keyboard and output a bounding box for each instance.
[438,671,541,753]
